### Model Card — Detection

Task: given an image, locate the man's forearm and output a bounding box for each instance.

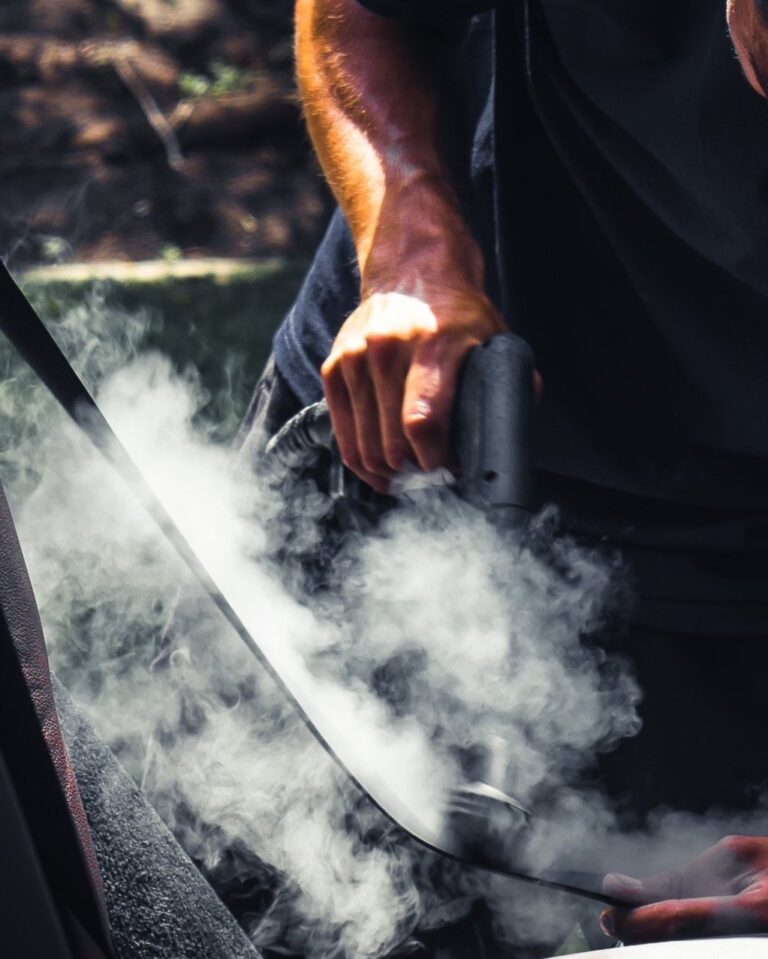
[295,0,485,295]
[297,0,506,487]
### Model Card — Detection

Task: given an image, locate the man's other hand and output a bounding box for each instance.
[321,287,506,493]
[601,836,768,944]
[728,0,768,96]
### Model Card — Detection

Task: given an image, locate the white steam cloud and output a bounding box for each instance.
[4,285,756,957]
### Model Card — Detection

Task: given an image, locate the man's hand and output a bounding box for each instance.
[321,287,505,493]
[296,0,510,492]
[728,1,768,96]
[601,836,768,944]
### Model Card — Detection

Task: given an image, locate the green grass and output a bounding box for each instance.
[20,258,309,441]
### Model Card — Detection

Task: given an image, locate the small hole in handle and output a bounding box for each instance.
[483,470,498,484]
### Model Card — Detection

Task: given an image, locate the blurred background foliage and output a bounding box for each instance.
[0,0,332,417]
[0,0,330,265]
[20,259,310,439]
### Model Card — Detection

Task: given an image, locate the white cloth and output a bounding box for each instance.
[559,938,768,959]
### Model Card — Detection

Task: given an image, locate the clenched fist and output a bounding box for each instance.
[321,287,507,493]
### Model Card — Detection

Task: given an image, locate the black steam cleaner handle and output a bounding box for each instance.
[267,332,537,514]
[453,332,535,521]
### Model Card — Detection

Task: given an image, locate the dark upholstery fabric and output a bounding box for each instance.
[0,485,113,957]
[0,748,76,959]
[54,679,262,959]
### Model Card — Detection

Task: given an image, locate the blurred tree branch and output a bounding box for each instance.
[113,56,186,171]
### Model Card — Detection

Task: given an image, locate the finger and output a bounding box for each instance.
[322,357,358,465]
[339,350,394,488]
[322,359,388,493]
[367,337,415,472]
[603,895,764,945]
[604,870,684,905]
[402,338,468,473]
[602,873,649,905]
[611,837,760,909]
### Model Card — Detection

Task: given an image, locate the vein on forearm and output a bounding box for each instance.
[296,0,465,276]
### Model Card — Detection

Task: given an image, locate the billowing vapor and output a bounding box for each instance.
[3,283,741,956]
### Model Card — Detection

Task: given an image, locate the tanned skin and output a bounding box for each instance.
[601,837,768,944]
[296,0,507,493]
[296,0,768,490]
[729,0,768,95]
[296,0,768,943]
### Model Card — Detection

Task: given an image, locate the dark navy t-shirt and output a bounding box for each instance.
[274,1,768,634]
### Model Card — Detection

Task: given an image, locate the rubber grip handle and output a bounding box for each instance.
[453,334,536,515]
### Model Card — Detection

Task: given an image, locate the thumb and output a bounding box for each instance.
[605,867,684,904]
[601,873,647,937]
[604,895,761,944]
[601,868,693,944]
[601,870,680,938]
[603,873,647,904]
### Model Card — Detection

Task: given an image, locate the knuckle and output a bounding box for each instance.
[719,835,753,860]
[412,328,450,354]
[365,332,402,362]
[341,340,367,363]
[410,386,447,421]
[321,355,339,382]
[367,291,389,310]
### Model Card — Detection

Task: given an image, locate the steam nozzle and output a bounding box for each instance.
[441,735,533,871]
[441,783,623,906]
[443,780,532,869]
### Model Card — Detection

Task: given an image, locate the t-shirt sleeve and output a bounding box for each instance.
[355,0,496,20]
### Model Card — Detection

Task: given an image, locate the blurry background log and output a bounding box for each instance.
[0,0,331,267]
[171,85,299,148]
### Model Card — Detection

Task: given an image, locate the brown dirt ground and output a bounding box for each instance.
[0,0,333,267]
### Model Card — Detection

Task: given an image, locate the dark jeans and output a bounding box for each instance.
[238,354,304,466]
